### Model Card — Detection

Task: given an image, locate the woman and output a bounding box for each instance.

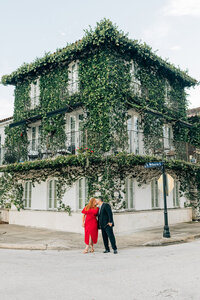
[82,197,99,253]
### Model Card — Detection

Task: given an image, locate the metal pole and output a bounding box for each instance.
[162,163,171,238]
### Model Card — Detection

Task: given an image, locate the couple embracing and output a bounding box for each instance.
[82,196,118,254]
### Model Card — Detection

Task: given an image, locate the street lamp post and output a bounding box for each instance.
[145,161,171,238]
[162,163,171,238]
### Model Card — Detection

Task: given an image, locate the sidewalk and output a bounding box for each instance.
[0,222,200,251]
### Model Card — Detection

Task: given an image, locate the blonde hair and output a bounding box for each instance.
[85,197,97,211]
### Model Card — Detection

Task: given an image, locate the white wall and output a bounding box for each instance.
[24,181,77,211]
[7,208,192,234]
[114,208,192,235]
[134,184,152,210]
[22,177,187,213]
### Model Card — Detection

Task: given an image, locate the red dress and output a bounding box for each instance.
[82,207,99,245]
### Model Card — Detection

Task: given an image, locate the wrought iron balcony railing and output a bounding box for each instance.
[1,130,200,165]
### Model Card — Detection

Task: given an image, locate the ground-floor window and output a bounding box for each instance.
[173,180,180,207]
[48,179,57,210]
[125,177,134,209]
[78,178,88,209]
[151,179,159,208]
[24,182,32,208]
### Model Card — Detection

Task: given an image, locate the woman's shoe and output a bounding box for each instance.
[83,247,89,254]
[90,248,94,253]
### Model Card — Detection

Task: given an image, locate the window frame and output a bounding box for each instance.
[125,177,135,210]
[24,181,32,209]
[47,179,58,210]
[78,178,88,210]
[127,114,140,154]
[30,78,40,109]
[68,61,79,95]
[163,124,173,150]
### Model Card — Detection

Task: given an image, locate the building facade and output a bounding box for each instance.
[0,20,196,233]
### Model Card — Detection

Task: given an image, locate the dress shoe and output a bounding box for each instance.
[113,250,118,254]
[103,249,110,253]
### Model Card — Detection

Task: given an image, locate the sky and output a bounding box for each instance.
[0,0,199,119]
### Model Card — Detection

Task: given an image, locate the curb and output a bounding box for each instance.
[0,243,47,250]
[1,234,200,250]
[0,243,72,251]
[143,233,200,247]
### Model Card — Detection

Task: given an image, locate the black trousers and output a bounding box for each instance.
[101,226,117,251]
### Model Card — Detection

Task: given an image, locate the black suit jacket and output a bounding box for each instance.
[98,203,114,229]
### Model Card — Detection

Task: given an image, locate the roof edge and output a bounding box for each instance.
[1,19,197,87]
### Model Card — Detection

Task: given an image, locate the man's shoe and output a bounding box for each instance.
[114,250,118,254]
[103,250,110,253]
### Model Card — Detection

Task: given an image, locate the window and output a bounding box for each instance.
[163,124,173,150]
[24,182,32,208]
[151,179,159,208]
[48,179,57,210]
[173,180,180,207]
[70,116,76,154]
[127,115,140,154]
[29,126,41,154]
[78,114,84,148]
[125,177,134,209]
[164,80,171,105]
[130,60,141,96]
[30,78,40,109]
[68,61,79,94]
[78,178,88,209]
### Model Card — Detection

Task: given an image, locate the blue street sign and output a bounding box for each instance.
[144,162,163,168]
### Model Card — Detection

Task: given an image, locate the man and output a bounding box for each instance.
[96,196,118,254]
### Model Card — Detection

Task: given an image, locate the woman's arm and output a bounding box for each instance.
[82,214,86,227]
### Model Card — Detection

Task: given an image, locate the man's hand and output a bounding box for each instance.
[108,223,112,227]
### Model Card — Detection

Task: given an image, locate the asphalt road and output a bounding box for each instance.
[1,241,200,300]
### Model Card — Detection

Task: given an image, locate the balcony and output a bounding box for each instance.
[128,130,200,163]
[1,130,200,165]
[27,130,85,160]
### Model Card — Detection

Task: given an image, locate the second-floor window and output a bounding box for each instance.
[68,61,79,95]
[127,114,140,154]
[163,124,173,150]
[30,125,41,152]
[130,60,141,96]
[66,113,84,154]
[30,78,40,109]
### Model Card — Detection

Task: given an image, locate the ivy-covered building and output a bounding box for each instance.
[0,20,198,233]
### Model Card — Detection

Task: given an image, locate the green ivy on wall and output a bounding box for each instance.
[0,153,200,212]
[0,19,199,213]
